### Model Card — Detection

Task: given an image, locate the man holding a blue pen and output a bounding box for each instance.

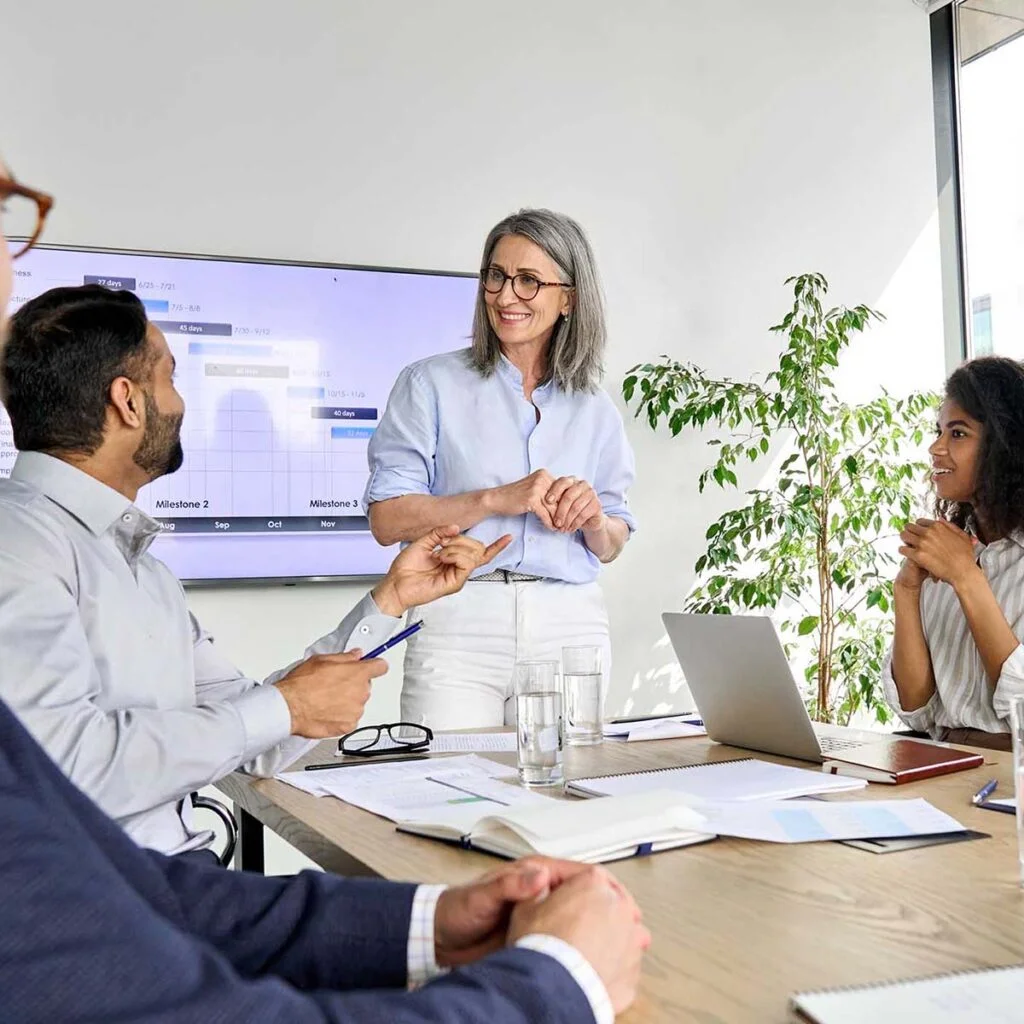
[0,284,513,857]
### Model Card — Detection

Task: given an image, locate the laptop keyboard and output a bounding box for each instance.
[818,735,867,753]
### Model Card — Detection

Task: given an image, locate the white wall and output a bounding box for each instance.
[2,0,943,731]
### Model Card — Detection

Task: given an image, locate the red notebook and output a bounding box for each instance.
[822,738,984,785]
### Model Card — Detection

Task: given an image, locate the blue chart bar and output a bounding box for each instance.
[142,298,169,314]
[331,426,375,440]
[188,342,272,357]
[84,274,135,289]
[311,406,378,421]
[153,320,232,337]
[287,386,326,399]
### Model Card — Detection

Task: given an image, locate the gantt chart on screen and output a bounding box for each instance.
[1,247,477,580]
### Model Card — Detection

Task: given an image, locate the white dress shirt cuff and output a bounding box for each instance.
[308,592,401,658]
[231,684,293,760]
[407,883,448,987]
[993,642,1024,719]
[515,934,614,1024]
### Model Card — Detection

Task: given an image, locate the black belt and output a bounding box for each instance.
[472,569,546,583]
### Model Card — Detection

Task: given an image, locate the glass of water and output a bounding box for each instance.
[513,661,563,786]
[561,646,604,746]
[1011,696,1024,886]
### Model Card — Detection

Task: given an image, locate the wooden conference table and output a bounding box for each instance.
[217,732,1024,1023]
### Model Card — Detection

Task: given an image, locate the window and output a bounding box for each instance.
[955,1,1024,359]
[971,294,993,355]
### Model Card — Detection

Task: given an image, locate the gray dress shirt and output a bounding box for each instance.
[0,452,400,854]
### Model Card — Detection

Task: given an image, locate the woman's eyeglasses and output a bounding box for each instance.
[0,174,54,259]
[480,266,572,302]
[337,722,433,757]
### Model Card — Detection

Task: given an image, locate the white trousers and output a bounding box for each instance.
[400,580,611,730]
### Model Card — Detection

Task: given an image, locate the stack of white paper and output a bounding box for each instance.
[423,733,518,753]
[603,715,707,742]
[567,758,867,801]
[277,754,545,822]
[332,733,518,755]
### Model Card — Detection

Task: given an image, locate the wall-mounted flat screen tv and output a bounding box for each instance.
[2,242,478,583]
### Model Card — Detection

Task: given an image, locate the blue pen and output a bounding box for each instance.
[360,620,424,661]
[971,778,998,805]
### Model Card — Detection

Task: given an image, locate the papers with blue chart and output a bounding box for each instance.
[277,754,540,821]
[277,754,966,848]
[700,797,965,844]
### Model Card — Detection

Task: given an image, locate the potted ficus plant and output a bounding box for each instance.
[624,273,937,724]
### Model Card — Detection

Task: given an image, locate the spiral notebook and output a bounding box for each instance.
[565,757,867,802]
[791,964,1024,1023]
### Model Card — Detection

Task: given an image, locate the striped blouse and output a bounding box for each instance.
[881,531,1024,737]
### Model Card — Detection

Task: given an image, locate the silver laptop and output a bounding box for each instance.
[662,612,890,763]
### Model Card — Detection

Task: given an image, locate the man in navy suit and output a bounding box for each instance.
[0,166,650,1021]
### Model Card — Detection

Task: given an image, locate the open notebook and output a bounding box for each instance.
[791,964,1024,1023]
[397,790,717,863]
[565,758,867,802]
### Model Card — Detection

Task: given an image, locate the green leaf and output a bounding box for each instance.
[797,616,819,636]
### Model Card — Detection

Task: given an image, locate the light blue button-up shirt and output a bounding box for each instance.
[365,349,636,584]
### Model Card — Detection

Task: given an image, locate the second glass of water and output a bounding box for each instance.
[562,645,604,746]
[514,661,563,786]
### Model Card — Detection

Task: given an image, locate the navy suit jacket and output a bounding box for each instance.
[0,698,594,1022]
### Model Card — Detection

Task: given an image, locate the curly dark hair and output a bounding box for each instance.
[936,355,1024,538]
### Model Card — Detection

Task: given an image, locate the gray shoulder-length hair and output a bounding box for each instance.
[470,208,606,392]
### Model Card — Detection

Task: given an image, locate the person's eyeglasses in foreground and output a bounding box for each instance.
[0,172,54,258]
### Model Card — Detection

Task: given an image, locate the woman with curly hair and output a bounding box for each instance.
[882,356,1024,750]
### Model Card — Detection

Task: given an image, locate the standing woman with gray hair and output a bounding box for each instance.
[365,209,636,729]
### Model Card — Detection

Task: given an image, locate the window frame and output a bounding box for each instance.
[930,2,971,371]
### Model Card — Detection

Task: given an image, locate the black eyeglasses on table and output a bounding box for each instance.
[337,722,433,757]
